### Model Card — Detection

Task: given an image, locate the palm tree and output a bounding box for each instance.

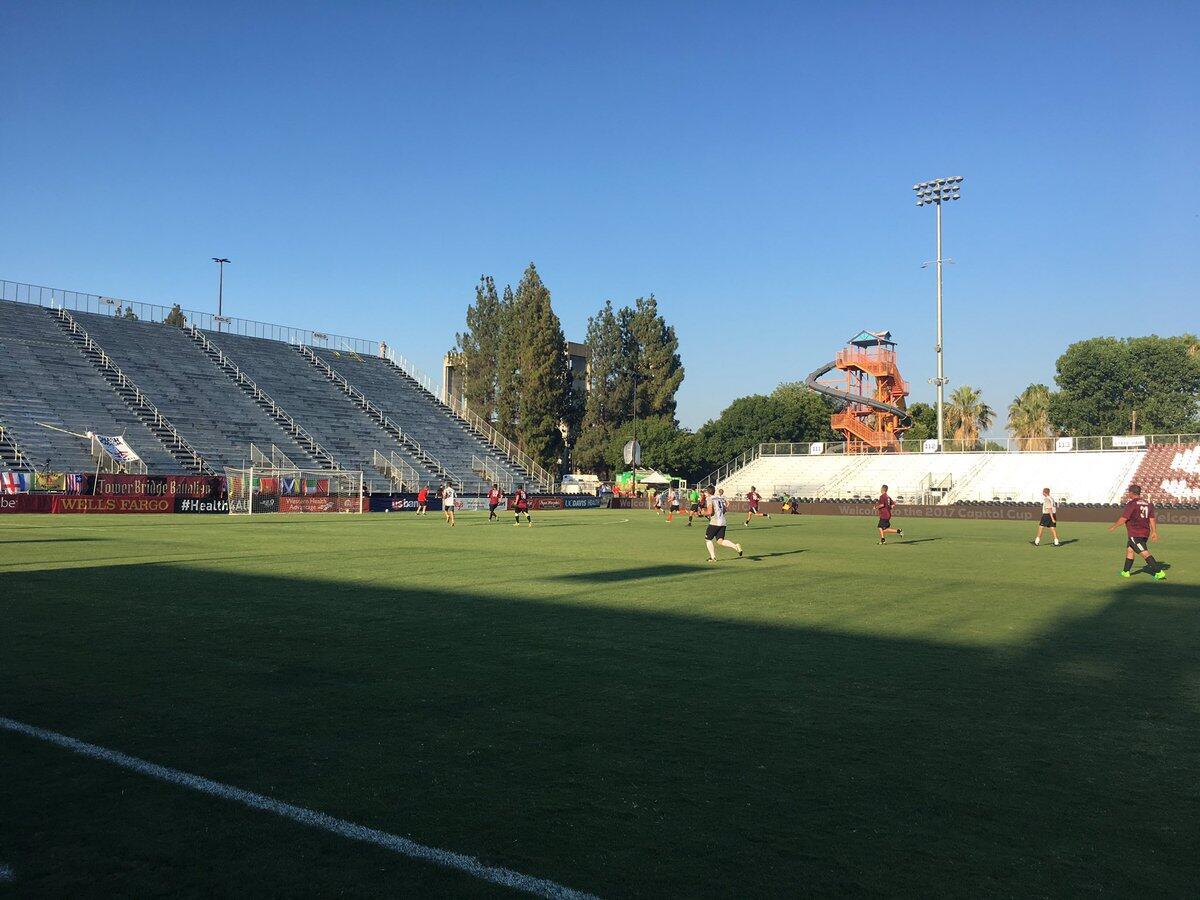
[1007,384,1055,450]
[946,385,995,449]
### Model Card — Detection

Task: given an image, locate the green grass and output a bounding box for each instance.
[1,509,1198,897]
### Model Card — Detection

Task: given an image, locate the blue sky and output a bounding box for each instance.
[2,1,1196,431]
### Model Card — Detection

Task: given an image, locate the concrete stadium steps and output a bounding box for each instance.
[73,312,320,473]
[0,303,181,473]
[200,331,436,486]
[718,449,1144,504]
[309,348,526,491]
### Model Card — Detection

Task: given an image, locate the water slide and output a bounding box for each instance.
[804,360,912,423]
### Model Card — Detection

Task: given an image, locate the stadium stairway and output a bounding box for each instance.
[72,311,331,474]
[0,423,35,472]
[199,330,437,490]
[184,326,340,473]
[302,347,528,493]
[0,302,191,473]
[296,347,460,487]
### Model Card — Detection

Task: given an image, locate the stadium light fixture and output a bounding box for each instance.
[912,176,962,448]
[212,257,231,332]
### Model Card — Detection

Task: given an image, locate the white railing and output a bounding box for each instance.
[372,449,424,492]
[0,423,34,471]
[50,307,214,475]
[187,326,341,472]
[442,395,555,492]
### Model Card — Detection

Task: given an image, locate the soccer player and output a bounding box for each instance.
[687,486,701,526]
[702,486,743,562]
[1033,487,1061,546]
[487,483,502,521]
[744,485,771,526]
[416,485,429,516]
[876,484,903,544]
[441,482,456,526]
[654,489,665,516]
[666,486,681,523]
[512,484,532,527]
[1109,484,1165,579]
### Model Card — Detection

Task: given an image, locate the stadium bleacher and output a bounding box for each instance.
[1129,443,1200,506]
[719,448,1145,505]
[75,312,324,473]
[0,303,181,472]
[310,348,527,491]
[200,330,437,486]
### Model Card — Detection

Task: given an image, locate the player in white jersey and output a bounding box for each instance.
[702,485,743,562]
[441,483,457,527]
[1033,487,1060,546]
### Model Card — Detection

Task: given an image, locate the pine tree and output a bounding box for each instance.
[454,276,502,420]
[628,295,684,422]
[164,304,187,327]
[494,284,520,440]
[574,300,627,473]
[513,263,571,472]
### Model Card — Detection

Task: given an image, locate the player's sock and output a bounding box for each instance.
[705,540,716,561]
[1123,558,1134,572]
[1144,555,1159,572]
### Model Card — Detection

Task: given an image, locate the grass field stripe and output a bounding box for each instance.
[0,717,599,900]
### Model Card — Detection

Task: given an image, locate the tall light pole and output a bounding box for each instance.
[212,257,231,331]
[913,177,962,447]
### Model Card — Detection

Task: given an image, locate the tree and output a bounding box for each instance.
[513,263,572,472]
[603,416,696,479]
[1048,335,1200,436]
[1007,384,1055,450]
[120,305,139,321]
[164,304,187,327]
[904,402,938,442]
[575,300,633,473]
[693,387,835,478]
[494,284,520,440]
[946,385,995,448]
[627,295,684,422]
[454,276,502,420]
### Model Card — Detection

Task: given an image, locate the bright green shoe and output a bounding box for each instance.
[1154,570,1167,580]
[1119,570,1131,578]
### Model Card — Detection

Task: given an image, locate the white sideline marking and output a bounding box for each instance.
[0,717,598,899]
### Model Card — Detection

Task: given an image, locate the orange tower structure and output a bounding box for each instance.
[816,330,910,452]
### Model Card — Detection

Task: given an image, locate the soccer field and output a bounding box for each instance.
[2,509,1197,897]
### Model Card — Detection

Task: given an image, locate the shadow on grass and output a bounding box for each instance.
[0,537,110,544]
[894,538,942,545]
[553,564,708,582]
[1,564,1198,897]
[745,549,807,561]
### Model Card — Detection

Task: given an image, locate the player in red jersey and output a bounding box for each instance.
[487,484,502,521]
[416,485,429,516]
[876,485,903,544]
[743,486,771,526]
[512,484,532,527]
[1109,484,1165,579]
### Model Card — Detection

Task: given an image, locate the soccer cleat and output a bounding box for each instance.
[1054,541,1060,547]
[737,547,744,558]
[513,522,519,527]
[879,538,886,545]
[706,557,716,563]
[1119,570,1131,578]
[896,529,903,537]
[527,521,533,528]
[1153,570,1167,580]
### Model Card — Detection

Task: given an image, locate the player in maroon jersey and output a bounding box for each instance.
[1108,484,1165,579]
[876,485,903,544]
[416,485,429,516]
[487,484,502,521]
[743,486,771,526]
[512,484,532,527]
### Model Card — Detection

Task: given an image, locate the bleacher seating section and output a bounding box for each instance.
[0,303,181,472]
[76,312,324,473]
[201,330,434,485]
[1128,444,1200,505]
[311,348,526,489]
[720,449,1144,505]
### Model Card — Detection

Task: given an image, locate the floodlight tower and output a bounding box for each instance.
[913,176,962,448]
[212,257,231,332]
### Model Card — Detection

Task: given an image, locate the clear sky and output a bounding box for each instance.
[3,1,1196,431]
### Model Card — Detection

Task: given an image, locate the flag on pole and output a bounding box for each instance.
[2,472,32,494]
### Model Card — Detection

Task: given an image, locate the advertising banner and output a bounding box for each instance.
[1055,436,1074,453]
[278,496,364,513]
[50,496,174,514]
[1111,435,1147,448]
[91,474,226,499]
[563,496,601,509]
[174,497,230,514]
[922,439,940,454]
[0,494,54,513]
[809,442,824,455]
[530,496,564,510]
[369,494,443,513]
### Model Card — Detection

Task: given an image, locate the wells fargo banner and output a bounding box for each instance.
[51,496,175,514]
